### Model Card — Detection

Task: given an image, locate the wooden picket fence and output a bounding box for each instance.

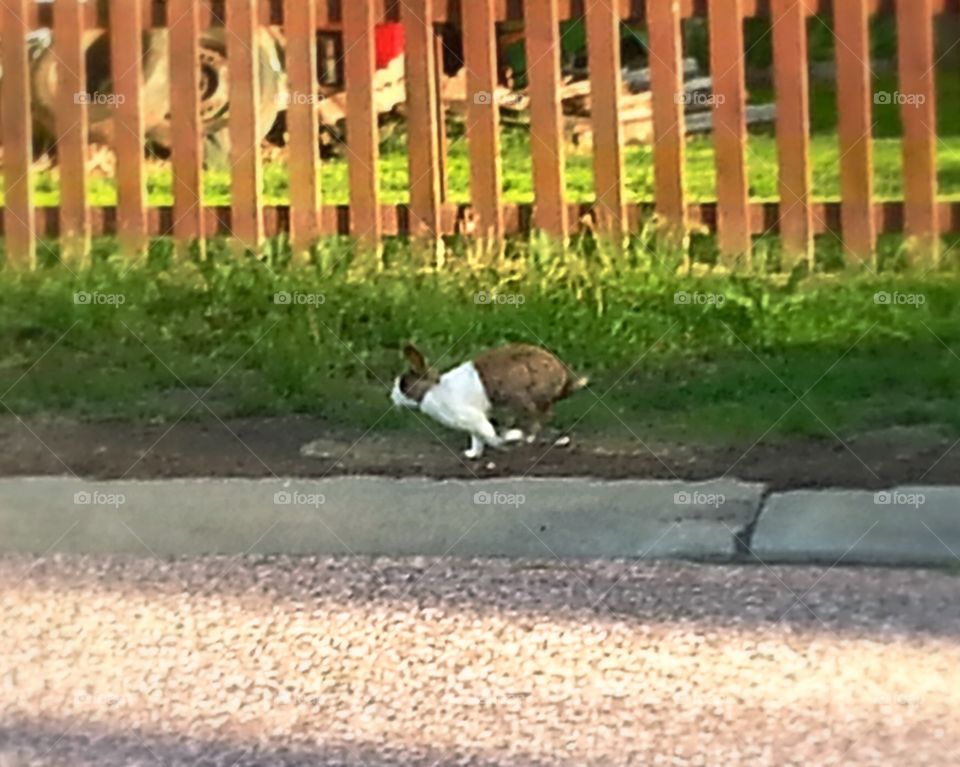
[0,0,951,269]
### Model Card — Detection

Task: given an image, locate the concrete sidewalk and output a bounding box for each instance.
[0,477,958,566]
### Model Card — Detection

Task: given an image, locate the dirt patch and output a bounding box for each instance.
[1,415,957,490]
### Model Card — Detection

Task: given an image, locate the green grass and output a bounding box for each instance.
[2,237,960,445]
[18,131,960,209]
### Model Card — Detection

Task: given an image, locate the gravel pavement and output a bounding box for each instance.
[1,555,959,766]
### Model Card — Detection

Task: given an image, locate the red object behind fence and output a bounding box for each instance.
[375,22,406,69]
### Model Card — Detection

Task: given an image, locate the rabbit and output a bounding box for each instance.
[391,342,588,459]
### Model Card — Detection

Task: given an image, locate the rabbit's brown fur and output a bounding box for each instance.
[473,344,586,414]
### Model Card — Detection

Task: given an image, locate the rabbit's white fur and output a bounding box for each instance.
[391,361,509,458]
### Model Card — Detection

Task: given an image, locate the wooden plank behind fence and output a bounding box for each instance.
[110,0,148,257]
[834,0,876,264]
[168,0,206,253]
[772,0,813,266]
[897,0,939,262]
[343,0,382,242]
[403,0,443,237]
[1,0,34,268]
[648,0,687,243]
[227,0,264,250]
[585,0,626,237]
[708,0,751,263]
[55,0,90,263]
[462,0,504,239]
[285,0,322,251]
[525,0,568,238]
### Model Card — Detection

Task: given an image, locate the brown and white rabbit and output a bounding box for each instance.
[391,342,588,459]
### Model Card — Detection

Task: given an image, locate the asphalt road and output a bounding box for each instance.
[1,555,958,766]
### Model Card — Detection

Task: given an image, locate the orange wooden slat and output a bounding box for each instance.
[285,0,322,251]
[772,0,813,266]
[896,0,939,262]
[258,0,273,26]
[648,0,687,243]
[110,0,148,257]
[708,0,751,263]
[142,0,155,30]
[585,0,626,237]
[343,0,382,242]
[402,0,443,237]
[55,0,90,263]
[227,0,265,250]
[834,0,876,264]
[168,0,206,252]
[1,0,36,267]
[462,0,504,239]
[525,0,568,238]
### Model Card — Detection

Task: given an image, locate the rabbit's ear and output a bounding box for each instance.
[403,343,428,374]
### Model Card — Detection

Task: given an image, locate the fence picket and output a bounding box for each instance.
[55,0,90,264]
[648,0,687,244]
[169,0,206,254]
[0,0,34,268]
[227,0,265,251]
[585,0,626,238]
[772,0,813,267]
[462,0,504,239]
[708,0,751,264]
[285,0,322,252]
[403,0,443,238]
[525,0,568,239]
[110,0,148,258]
[834,0,876,264]
[343,0,382,242]
[897,0,938,263]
